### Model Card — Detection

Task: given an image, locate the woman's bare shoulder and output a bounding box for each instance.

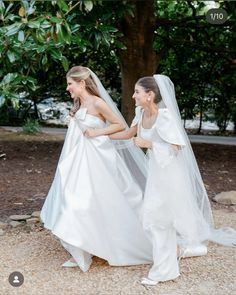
[94,97,107,108]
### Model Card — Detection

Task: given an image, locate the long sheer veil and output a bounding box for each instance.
[154,74,236,247]
[88,68,147,191]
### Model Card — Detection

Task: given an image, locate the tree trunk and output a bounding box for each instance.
[117,0,159,124]
[197,102,203,134]
[183,109,186,128]
[33,99,39,119]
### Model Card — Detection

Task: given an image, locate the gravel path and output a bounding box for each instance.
[1,209,236,295]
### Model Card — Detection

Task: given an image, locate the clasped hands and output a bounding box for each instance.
[133,137,152,149]
[83,128,102,137]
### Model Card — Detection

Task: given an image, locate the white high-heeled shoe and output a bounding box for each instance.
[178,245,207,260]
[62,258,93,272]
[141,277,158,286]
[62,260,78,267]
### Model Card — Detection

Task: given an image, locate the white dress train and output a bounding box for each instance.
[40,107,152,270]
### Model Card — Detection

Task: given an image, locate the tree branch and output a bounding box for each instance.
[187,0,196,17]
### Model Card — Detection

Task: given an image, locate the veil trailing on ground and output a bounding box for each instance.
[154,74,236,247]
[88,68,147,191]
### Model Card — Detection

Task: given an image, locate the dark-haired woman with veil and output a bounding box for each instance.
[110,74,236,286]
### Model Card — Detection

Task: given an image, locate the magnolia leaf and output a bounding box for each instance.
[0,95,5,108]
[40,20,51,29]
[5,22,22,36]
[102,32,110,47]
[27,6,35,16]
[11,96,20,109]
[35,31,45,43]
[1,73,18,85]
[0,0,5,12]
[61,56,69,71]
[7,51,16,63]
[0,0,5,16]
[5,2,13,15]
[27,77,37,91]
[49,47,62,60]
[57,0,69,12]
[61,24,71,44]
[84,1,93,12]
[56,23,63,42]
[35,45,45,53]
[27,20,41,29]
[19,6,25,17]
[50,16,63,24]
[18,30,24,42]
[42,54,48,66]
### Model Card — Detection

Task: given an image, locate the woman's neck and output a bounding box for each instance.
[143,103,158,117]
[77,91,94,106]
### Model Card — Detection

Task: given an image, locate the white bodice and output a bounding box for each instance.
[140,125,165,144]
[74,107,106,131]
[131,107,186,146]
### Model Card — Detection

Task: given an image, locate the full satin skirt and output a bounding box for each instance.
[41,119,152,267]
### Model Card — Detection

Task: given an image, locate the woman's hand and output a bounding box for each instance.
[171,144,181,152]
[65,115,72,126]
[133,137,152,149]
[83,128,102,138]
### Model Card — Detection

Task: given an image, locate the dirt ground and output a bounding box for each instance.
[0,128,235,222]
[0,128,236,295]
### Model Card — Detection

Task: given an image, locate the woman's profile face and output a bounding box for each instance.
[66,77,82,99]
[132,84,149,107]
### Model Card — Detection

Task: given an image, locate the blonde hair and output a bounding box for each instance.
[67,66,100,116]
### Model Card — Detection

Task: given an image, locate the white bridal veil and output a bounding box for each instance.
[89,68,236,247]
[154,74,236,247]
[89,69,147,191]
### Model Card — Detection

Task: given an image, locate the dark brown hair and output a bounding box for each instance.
[136,76,162,104]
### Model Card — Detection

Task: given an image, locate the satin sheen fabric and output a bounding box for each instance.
[41,108,152,267]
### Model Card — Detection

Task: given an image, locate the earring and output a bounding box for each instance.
[147,97,151,102]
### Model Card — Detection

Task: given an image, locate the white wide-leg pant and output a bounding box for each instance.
[147,226,180,282]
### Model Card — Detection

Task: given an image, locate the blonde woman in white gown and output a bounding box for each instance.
[40,66,152,272]
[110,75,236,285]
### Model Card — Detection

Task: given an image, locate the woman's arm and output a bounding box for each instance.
[109,125,137,140]
[84,99,125,137]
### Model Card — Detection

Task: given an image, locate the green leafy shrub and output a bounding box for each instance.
[22,118,41,134]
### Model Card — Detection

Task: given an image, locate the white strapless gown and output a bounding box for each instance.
[40,108,152,270]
